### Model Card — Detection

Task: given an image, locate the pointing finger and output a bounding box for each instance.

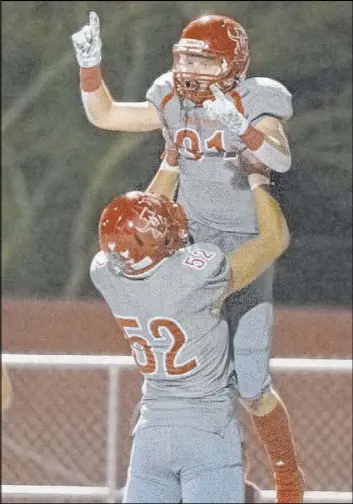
[210,84,227,101]
[89,11,100,41]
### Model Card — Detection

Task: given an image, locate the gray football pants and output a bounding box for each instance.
[123,418,244,503]
[189,221,274,400]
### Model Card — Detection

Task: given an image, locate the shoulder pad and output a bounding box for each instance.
[239,76,293,122]
[146,72,173,101]
[150,71,174,88]
[251,77,292,94]
[146,72,175,121]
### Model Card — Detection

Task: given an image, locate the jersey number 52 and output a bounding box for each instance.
[116,316,198,376]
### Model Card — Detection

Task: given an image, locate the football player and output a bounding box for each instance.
[90,142,290,503]
[73,12,304,503]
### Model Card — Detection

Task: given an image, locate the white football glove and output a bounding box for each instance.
[203,84,249,136]
[71,11,102,68]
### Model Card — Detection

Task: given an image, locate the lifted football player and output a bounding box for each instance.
[73,12,304,503]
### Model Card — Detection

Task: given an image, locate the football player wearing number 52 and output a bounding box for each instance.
[90,140,290,503]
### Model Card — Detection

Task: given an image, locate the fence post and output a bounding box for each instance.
[106,365,119,503]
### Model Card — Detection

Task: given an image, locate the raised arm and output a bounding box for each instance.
[71,12,162,132]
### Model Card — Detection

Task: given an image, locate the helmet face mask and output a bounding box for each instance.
[172,15,250,103]
[173,47,229,102]
[175,52,225,79]
[98,192,189,277]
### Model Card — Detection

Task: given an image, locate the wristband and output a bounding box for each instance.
[241,126,291,173]
[80,65,102,92]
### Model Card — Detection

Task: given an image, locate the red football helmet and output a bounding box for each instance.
[173,14,250,103]
[98,191,189,276]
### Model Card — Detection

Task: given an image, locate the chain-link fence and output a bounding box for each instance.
[1,358,352,503]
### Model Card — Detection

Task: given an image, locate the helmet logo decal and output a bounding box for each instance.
[227,26,248,60]
[135,207,168,240]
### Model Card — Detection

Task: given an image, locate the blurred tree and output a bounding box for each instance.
[1,1,352,305]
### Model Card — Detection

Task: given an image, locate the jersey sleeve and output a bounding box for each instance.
[90,251,109,289]
[90,251,122,315]
[182,243,231,314]
[242,77,293,124]
[145,71,174,125]
[207,254,232,316]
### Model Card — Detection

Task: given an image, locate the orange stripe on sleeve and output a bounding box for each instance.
[229,90,244,115]
[161,89,175,111]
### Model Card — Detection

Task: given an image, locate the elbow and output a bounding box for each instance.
[89,118,111,131]
[81,91,114,130]
[84,108,111,130]
[264,227,290,263]
[86,114,119,132]
[85,113,100,128]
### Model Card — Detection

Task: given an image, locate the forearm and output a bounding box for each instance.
[146,159,180,201]
[240,124,291,172]
[80,66,114,126]
[228,175,290,292]
[79,66,161,131]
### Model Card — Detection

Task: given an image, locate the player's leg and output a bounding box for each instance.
[242,440,262,503]
[123,426,181,503]
[223,266,304,503]
[179,419,244,503]
[245,387,305,504]
[183,465,244,503]
[223,265,274,400]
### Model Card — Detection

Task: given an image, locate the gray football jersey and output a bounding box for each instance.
[90,243,236,434]
[146,72,293,233]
